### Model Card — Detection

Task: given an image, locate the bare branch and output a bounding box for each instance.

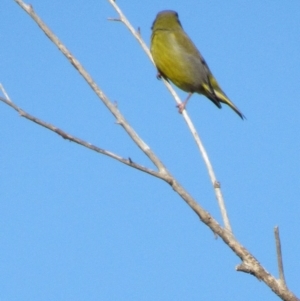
[0,94,162,178]
[274,226,287,288]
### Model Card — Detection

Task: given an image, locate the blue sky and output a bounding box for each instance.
[1,1,300,300]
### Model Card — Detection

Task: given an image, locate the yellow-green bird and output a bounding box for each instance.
[150,10,244,119]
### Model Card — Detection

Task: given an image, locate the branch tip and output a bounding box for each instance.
[107,17,122,22]
[236,262,256,277]
[274,226,287,288]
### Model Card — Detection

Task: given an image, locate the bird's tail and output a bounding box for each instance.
[203,76,245,120]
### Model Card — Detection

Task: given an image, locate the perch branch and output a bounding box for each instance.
[108,0,232,232]
[107,0,232,232]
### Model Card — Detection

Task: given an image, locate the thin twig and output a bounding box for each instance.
[0,84,11,100]
[0,94,161,178]
[183,111,231,232]
[107,0,232,232]
[274,226,287,288]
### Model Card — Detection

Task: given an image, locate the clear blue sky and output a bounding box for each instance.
[1,1,299,300]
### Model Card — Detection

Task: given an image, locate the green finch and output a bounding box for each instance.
[151,10,244,119]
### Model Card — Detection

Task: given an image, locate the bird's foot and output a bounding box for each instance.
[176,102,186,114]
[156,72,162,80]
[176,93,192,113]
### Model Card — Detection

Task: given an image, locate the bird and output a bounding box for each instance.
[150,10,245,119]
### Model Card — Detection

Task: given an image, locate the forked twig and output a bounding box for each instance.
[13,0,168,175]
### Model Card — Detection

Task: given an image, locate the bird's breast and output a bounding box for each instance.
[151,30,206,92]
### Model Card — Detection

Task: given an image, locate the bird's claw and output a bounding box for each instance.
[156,72,162,80]
[176,103,186,114]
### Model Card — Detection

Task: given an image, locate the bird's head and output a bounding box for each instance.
[151,10,182,31]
